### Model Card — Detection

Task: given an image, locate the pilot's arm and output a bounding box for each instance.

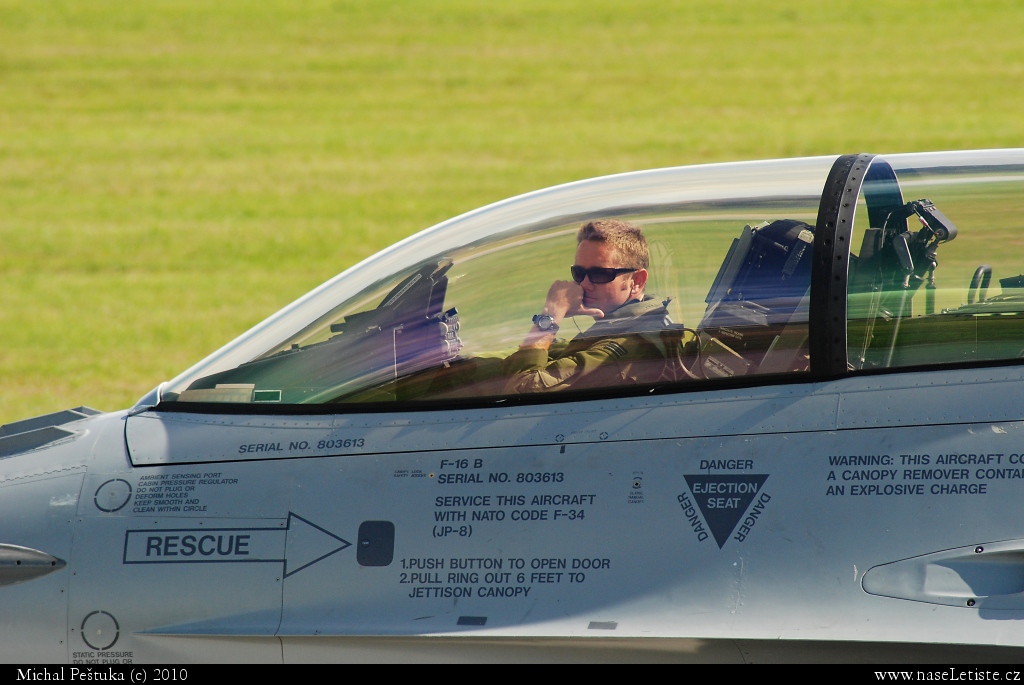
[517,279,604,349]
[501,279,625,393]
[500,337,629,393]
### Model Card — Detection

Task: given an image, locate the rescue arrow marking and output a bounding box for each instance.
[121,511,351,578]
[283,512,352,577]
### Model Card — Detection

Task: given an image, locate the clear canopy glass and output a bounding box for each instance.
[847,150,1024,372]
[160,156,837,406]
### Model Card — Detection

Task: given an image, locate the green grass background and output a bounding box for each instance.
[2,0,1023,422]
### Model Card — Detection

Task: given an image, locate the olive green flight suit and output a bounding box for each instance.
[501,296,680,394]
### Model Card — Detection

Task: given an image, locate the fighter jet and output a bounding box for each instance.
[5,150,1024,663]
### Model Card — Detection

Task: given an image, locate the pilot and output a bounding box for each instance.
[501,219,681,393]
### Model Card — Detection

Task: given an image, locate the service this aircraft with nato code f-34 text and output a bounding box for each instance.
[5,150,1024,663]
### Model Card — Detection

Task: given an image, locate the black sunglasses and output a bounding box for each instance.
[570,265,637,284]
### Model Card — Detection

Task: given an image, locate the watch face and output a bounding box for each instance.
[533,314,556,330]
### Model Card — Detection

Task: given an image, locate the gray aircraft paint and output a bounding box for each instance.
[12,365,1015,661]
[5,150,1024,663]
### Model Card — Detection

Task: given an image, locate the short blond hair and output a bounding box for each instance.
[577,220,649,270]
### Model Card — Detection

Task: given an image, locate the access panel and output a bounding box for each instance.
[275,421,1024,655]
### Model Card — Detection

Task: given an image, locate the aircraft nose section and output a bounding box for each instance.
[0,543,67,587]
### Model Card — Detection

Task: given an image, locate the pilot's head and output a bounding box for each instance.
[573,220,649,315]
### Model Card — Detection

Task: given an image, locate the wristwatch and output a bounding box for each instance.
[532,314,559,333]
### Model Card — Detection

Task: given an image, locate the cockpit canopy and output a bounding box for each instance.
[155,150,1024,410]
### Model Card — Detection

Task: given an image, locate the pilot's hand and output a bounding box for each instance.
[544,280,605,321]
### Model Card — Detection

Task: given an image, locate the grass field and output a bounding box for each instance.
[2,0,1023,422]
